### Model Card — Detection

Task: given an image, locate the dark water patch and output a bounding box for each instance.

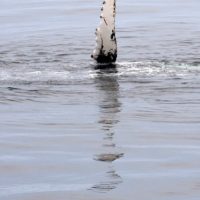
[37,52,47,56]
[56,53,70,57]
[7,87,21,91]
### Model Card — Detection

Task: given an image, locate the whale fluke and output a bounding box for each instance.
[91,0,117,64]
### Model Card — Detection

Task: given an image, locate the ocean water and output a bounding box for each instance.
[1,0,200,199]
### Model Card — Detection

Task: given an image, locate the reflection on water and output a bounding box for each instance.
[91,66,124,193]
[91,167,122,193]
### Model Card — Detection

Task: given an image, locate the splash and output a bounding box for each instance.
[91,0,117,64]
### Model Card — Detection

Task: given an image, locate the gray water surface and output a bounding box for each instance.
[1,0,200,200]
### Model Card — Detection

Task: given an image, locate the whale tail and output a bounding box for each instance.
[91,0,117,64]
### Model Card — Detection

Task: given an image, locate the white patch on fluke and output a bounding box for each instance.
[92,0,117,63]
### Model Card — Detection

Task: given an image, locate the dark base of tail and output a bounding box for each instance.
[91,52,117,64]
[94,63,117,70]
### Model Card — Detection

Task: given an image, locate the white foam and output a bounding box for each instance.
[116,61,200,77]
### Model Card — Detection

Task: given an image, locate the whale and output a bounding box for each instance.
[91,0,117,64]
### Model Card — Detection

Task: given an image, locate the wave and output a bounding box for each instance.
[0,61,200,85]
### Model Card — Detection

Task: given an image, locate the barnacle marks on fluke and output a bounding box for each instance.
[91,0,117,64]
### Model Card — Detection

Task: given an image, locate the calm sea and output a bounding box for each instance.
[0,0,200,199]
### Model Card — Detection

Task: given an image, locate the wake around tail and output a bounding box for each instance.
[91,0,117,64]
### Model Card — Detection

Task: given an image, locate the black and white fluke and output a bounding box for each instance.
[91,0,117,64]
